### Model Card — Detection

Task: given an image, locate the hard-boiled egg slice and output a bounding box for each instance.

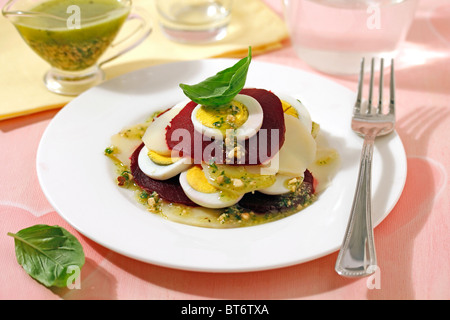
[142,100,189,156]
[138,145,192,180]
[179,167,243,209]
[258,173,304,195]
[275,92,313,133]
[191,94,263,141]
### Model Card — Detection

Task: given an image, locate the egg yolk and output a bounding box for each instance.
[186,166,218,194]
[203,163,276,195]
[281,100,299,119]
[195,101,249,134]
[148,150,180,165]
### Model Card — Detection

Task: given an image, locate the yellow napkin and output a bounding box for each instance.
[0,0,289,121]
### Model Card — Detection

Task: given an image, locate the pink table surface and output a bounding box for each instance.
[1,0,449,300]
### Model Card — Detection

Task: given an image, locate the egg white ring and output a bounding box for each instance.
[138,146,192,181]
[275,92,313,133]
[142,99,191,156]
[179,171,243,209]
[257,173,304,195]
[190,94,264,141]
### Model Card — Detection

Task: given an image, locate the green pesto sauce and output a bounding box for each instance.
[13,0,129,71]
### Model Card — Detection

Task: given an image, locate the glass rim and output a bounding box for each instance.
[2,0,131,23]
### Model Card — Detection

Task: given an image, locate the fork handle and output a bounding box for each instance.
[335,133,377,277]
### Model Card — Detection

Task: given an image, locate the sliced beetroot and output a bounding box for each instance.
[164,101,203,162]
[238,170,315,214]
[165,88,285,165]
[130,143,198,207]
[240,88,286,165]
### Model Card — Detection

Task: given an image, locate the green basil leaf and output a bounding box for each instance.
[7,224,85,288]
[179,47,252,107]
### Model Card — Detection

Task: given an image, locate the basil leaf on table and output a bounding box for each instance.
[179,47,252,107]
[7,224,85,288]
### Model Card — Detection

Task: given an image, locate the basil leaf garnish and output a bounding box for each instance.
[179,47,252,107]
[7,224,85,288]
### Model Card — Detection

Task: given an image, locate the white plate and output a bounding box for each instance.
[36,59,407,273]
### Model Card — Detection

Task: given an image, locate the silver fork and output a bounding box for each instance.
[335,58,396,278]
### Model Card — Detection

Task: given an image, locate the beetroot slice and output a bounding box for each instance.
[130,143,198,207]
[240,88,286,165]
[238,170,315,214]
[165,88,285,165]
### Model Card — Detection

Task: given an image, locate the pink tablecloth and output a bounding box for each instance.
[1,0,449,300]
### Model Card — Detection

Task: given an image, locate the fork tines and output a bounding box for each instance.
[354,57,395,116]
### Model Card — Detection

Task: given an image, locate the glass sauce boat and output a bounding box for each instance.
[2,0,152,96]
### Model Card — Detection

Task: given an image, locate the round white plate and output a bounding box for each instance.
[36,59,407,273]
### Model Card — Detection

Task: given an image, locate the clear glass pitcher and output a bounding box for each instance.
[2,0,152,95]
[283,0,418,75]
